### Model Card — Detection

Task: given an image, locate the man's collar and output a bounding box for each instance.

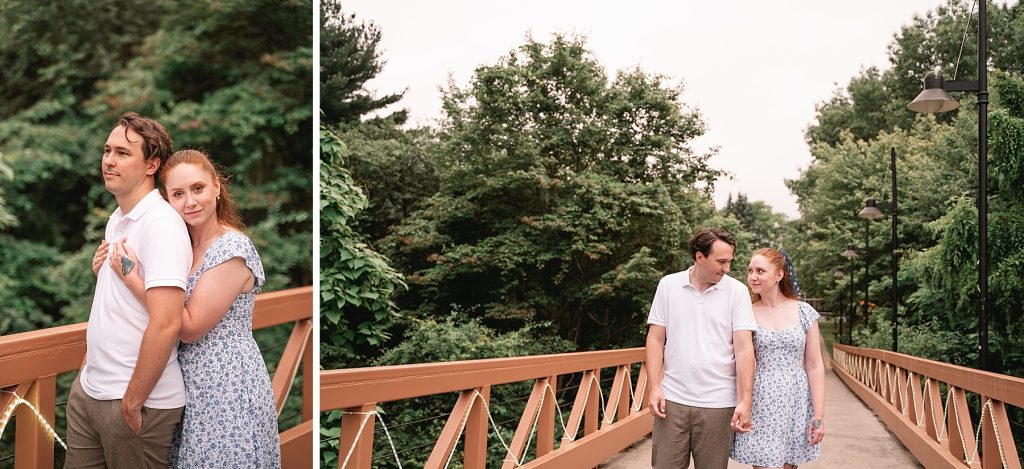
[682,266,722,292]
[115,189,163,221]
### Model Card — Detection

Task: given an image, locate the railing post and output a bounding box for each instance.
[536,375,556,458]
[982,398,1021,469]
[464,386,490,469]
[272,319,313,416]
[302,328,313,421]
[339,403,376,469]
[14,376,55,469]
[585,369,600,436]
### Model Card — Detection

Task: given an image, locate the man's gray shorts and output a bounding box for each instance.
[652,400,735,469]
[64,375,183,469]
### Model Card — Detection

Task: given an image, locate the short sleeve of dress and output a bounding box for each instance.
[799,302,821,331]
[203,231,266,294]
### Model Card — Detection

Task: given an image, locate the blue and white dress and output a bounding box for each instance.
[170,231,281,468]
[731,301,821,467]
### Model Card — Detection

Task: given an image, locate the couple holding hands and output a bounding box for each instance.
[646,227,826,469]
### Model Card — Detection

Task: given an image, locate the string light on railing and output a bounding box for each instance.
[835,352,1012,469]
[0,390,67,451]
[337,366,649,469]
[337,409,402,469]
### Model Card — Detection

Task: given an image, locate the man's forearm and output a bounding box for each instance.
[123,287,184,408]
[123,320,180,406]
[645,339,665,388]
[735,350,755,404]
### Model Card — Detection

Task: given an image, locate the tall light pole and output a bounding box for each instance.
[834,269,846,341]
[889,148,898,353]
[858,199,884,341]
[907,0,988,370]
[842,243,857,344]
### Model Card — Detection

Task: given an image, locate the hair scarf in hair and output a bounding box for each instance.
[780,249,802,299]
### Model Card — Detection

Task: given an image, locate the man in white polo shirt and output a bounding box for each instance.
[65,112,192,468]
[646,227,756,469]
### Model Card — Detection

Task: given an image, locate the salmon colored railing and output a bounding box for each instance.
[832,344,1023,469]
[321,348,652,469]
[0,285,314,469]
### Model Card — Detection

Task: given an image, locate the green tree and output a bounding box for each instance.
[789,1,1024,380]
[319,126,405,369]
[722,192,790,250]
[320,0,405,125]
[0,0,313,336]
[337,119,440,244]
[383,34,719,349]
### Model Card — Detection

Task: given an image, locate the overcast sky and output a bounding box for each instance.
[342,0,955,218]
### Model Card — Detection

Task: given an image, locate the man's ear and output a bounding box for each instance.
[145,157,160,176]
[694,252,705,263]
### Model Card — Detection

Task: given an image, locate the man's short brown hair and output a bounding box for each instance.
[116,112,173,172]
[688,227,737,259]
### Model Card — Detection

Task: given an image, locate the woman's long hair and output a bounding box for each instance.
[159,149,245,231]
[750,247,799,304]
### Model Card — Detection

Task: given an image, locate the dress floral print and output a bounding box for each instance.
[169,231,281,468]
[731,301,821,467]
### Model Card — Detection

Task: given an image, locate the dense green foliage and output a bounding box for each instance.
[0,0,313,336]
[319,126,405,368]
[790,0,1024,379]
[320,0,404,126]
[0,0,312,464]
[380,35,721,350]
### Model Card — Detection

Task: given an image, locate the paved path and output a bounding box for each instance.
[601,337,921,468]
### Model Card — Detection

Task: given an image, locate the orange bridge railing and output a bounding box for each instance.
[832,344,1022,469]
[321,348,652,468]
[0,285,314,469]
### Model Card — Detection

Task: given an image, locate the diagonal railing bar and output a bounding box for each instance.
[0,286,313,469]
[322,348,652,469]
[833,344,1022,469]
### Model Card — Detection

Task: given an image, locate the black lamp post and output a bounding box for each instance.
[857,149,901,352]
[834,269,845,341]
[907,0,988,370]
[858,199,884,342]
[842,243,857,344]
[889,148,899,353]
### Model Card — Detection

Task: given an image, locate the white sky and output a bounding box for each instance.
[342,0,954,218]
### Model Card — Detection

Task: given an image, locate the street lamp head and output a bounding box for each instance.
[858,197,885,221]
[842,243,857,259]
[908,71,960,113]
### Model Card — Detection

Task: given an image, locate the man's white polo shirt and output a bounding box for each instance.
[647,267,756,408]
[80,190,192,408]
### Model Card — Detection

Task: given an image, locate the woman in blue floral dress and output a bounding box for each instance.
[107,149,281,468]
[731,248,825,469]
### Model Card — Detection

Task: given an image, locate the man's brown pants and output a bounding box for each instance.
[652,401,735,469]
[64,376,183,469]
